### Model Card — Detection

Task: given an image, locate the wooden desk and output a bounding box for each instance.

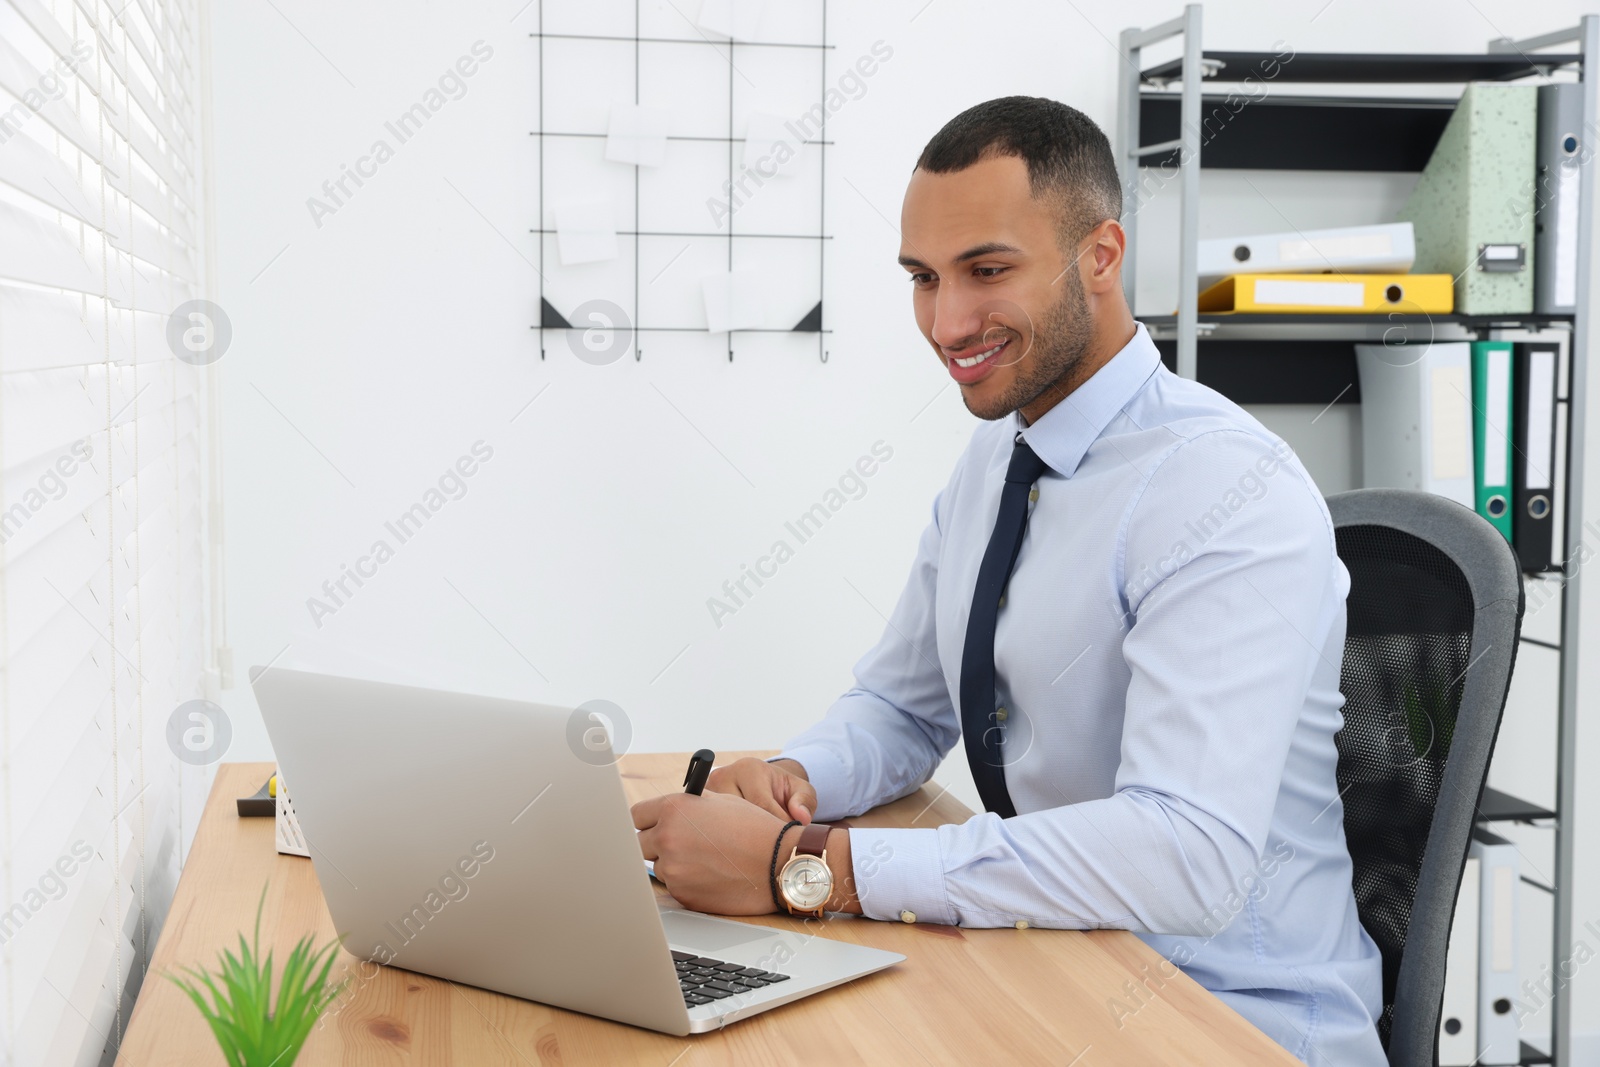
[118,757,1297,1066]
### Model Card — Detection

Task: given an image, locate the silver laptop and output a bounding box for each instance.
[251,667,904,1035]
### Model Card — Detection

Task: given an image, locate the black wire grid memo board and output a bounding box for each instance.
[531,0,834,363]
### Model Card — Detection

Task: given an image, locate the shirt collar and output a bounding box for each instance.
[1014,321,1161,479]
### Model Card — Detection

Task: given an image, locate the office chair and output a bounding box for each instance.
[1326,488,1525,1067]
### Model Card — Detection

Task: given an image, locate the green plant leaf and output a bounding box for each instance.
[165,882,348,1067]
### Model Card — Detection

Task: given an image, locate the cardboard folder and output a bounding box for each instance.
[1439,855,1480,1065]
[1470,340,1515,542]
[1469,829,1521,1065]
[1399,82,1537,315]
[1198,222,1416,288]
[1355,341,1475,508]
[1512,342,1560,572]
[1197,273,1454,314]
[1535,83,1583,315]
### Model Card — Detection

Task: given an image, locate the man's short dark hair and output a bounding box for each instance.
[914,96,1123,243]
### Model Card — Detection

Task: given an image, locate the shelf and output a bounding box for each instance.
[1478,786,1557,824]
[1142,315,1571,405]
[1140,51,1578,85]
[1153,338,1362,405]
[1122,20,1588,1066]
[1142,313,1574,329]
[1139,94,1459,171]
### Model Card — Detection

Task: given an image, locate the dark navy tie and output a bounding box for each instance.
[959,434,1048,818]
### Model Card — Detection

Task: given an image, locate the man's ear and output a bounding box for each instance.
[1085,219,1126,294]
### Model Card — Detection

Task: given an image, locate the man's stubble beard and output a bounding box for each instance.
[961,266,1094,422]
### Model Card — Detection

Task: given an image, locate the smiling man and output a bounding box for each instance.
[632,97,1384,1066]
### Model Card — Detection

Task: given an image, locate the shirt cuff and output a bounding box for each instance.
[846,826,956,926]
[770,745,853,822]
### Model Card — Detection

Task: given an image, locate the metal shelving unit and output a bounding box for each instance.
[1116,9,1594,1064]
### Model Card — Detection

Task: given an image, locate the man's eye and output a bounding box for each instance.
[974,266,1007,278]
[909,273,935,286]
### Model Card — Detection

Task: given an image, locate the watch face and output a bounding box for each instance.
[779,855,832,912]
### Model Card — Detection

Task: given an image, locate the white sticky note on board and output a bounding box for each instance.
[742,112,797,176]
[552,198,618,265]
[605,103,671,167]
[702,269,766,332]
[698,0,769,41]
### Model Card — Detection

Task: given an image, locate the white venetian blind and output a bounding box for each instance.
[0,0,216,1063]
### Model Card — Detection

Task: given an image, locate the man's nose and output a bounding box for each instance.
[930,289,985,351]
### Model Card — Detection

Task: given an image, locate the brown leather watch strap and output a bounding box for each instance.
[795,821,831,858]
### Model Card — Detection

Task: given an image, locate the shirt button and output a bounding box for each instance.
[1029,487,1039,503]
[899,910,916,924]
[995,707,1008,722]
[1015,920,1029,930]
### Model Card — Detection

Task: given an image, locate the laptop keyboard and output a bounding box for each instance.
[671,949,791,1007]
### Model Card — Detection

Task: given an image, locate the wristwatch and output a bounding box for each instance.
[775,822,833,917]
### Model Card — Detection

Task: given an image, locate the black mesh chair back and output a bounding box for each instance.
[1327,489,1523,1067]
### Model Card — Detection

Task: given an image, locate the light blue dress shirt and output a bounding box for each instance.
[777,324,1385,1066]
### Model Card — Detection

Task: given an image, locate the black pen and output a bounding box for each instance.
[682,749,715,795]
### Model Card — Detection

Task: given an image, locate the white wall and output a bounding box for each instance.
[208,0,1600,1058]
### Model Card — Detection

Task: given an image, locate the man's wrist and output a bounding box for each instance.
[777,823,804,860]
[824,828,862,915]
[770,823,860,916]
[769,822,804,913]
[769,757,810,782]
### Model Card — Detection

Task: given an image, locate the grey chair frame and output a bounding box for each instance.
[1326,489,1525,1067]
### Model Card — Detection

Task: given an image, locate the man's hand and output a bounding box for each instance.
[705,757,817,823]
[633,790,787,915]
